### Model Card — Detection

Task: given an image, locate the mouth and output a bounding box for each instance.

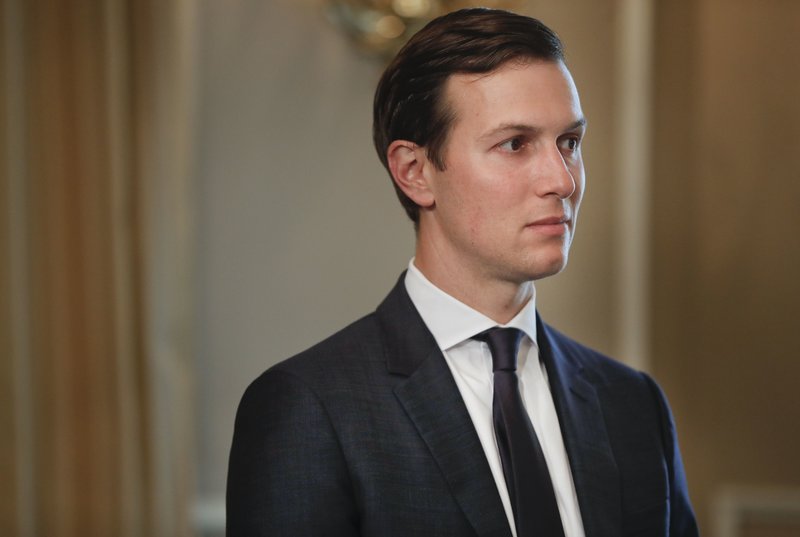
[530,215,569,226]
[526,215,571,236]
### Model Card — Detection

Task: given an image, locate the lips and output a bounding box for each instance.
[524,214,572,237]
[528,215,570,226]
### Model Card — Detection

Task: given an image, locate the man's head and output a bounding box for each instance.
[374,8,586,289]
[373,8,565,225]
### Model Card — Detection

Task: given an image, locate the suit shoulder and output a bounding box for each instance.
[543,322,647,385]
[544,322,675,425]
[246,312,386,395]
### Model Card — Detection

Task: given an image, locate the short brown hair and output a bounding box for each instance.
[373,8,564,225]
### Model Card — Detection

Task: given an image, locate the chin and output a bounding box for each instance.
[526,254,569,281]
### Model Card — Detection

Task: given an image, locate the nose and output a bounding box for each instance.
[536,145,576,199]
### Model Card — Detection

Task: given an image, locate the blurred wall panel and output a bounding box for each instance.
[1,2,24,535]
[653,0,800,534]
[0,149,21,533]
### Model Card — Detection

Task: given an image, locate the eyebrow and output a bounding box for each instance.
[566,117,588,131]
[478,117,587,141]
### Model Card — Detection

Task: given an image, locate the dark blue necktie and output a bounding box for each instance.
[476,327,565,537]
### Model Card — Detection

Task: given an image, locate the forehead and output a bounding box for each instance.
[442,60,582,130]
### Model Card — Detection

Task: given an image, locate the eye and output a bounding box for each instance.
[498,137,525,152]
[559,135,581,153]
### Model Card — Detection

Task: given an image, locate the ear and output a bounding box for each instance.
[386,140,435,208]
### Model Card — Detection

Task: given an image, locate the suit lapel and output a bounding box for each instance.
[395,351,512,537]
[537,318,621,537]
[377,276,512,537]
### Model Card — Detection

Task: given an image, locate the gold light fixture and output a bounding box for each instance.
[328,0,525,59]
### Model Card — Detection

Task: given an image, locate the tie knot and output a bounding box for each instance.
[475,327,523,371]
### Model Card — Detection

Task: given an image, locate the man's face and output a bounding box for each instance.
[419,60,586,286]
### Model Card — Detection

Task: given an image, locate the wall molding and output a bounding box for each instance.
[615,0,655,370]
[3,0,35,534]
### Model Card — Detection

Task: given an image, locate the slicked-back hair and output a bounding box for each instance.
[373,8,564,225]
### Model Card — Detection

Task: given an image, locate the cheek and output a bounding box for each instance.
[571,168,586,207]
[572,184,585,210]
[440,168,488,220]
[460,195,506,249]
[463,203,488,241]
[436,181,485,241]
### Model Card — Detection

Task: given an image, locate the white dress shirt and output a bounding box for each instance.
[404,260,586,537]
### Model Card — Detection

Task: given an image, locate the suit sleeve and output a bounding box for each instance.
[642,373,700,537]
[226,368,359,536]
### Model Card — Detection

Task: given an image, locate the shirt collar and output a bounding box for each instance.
[404,259,538,352]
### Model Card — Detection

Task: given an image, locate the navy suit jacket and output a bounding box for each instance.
[227,275,698,536]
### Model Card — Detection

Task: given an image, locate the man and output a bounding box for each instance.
[227,8,698,537]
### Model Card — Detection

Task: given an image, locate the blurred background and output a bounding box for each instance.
[2,0,799,535]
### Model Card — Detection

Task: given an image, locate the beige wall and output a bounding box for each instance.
[652,0,800,534]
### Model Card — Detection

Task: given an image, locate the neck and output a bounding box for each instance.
[413,244,533,325]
